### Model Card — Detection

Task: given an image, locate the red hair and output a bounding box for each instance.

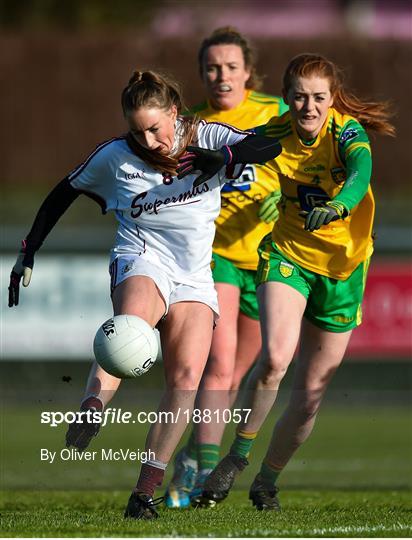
[283,54,395,136]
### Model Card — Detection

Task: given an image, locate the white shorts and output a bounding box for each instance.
[109,254,219,319]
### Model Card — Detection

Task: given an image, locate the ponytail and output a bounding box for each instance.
[121,70,199,174]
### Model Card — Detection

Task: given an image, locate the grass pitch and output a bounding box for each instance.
[1,489,411,538]
[1,360,411,537]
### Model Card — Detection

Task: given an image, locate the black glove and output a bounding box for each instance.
[177,146,228,187]
[177,135,282,188]
[301,201,347,232]
[8,246,34,307]
[66,408,102,451]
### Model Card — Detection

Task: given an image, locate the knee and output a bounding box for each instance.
[202,356,233,390]
[167,365,202,391]
[257,348,290,386]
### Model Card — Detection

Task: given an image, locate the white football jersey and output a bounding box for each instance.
[68,119,247,286]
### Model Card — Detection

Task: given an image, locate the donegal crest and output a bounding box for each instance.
[330,167,346,185]
[279,261,294,278]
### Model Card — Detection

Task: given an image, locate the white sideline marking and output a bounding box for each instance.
[307,523,411,535]
[244,523,411,536]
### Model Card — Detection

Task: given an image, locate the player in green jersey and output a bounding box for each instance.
[165,28,287,509]
[193,53,395,511]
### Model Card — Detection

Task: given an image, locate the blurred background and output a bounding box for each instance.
[1,0,411,359]
[1,0,411,492]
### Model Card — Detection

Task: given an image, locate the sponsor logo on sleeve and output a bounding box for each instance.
[339,128,358,144]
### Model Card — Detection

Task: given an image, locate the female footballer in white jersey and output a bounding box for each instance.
[8,70,280,520]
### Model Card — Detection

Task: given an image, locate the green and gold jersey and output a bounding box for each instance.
[191,90,288,270]
[258,108,374,280]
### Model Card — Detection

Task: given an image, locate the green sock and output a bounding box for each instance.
[260,461,281,486]
[229,429,258,458]
[186,429,197,461]
[197,443,220,471]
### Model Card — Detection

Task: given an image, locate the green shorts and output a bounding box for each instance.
[256,234,370,332]
[212,253,259,320]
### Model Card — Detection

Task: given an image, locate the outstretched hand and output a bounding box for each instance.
[177,146,227,187]
[300,201,345,232]
[8,250,34,307]
[258,190,282,223]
